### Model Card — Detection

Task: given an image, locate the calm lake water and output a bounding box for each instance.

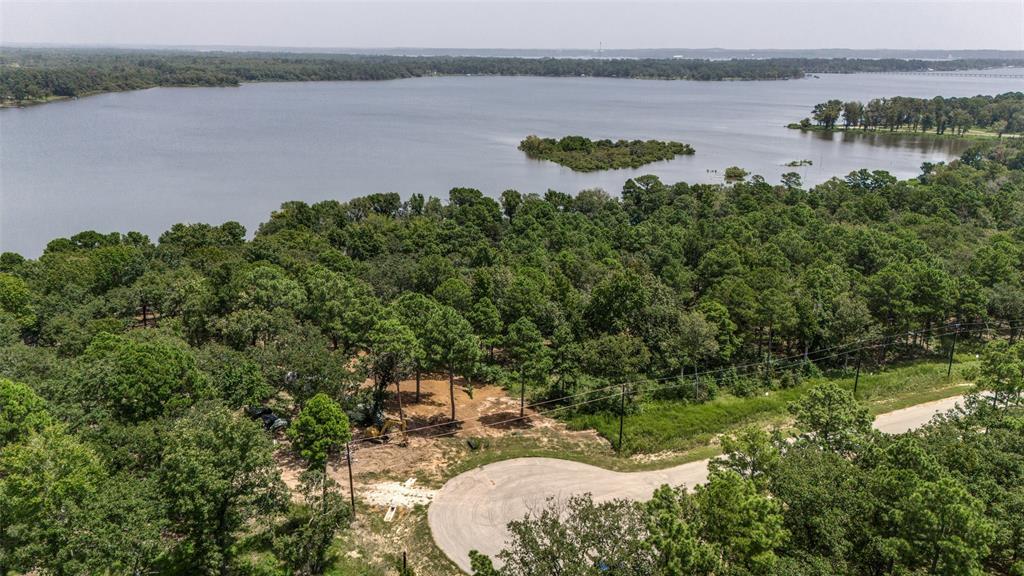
[2,70,1022,256]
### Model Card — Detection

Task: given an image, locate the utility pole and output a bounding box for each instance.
[853,353,862,397]
[947,324,960,377]
[346,442,356,515]
[617,382,627,453]
[520,379,526,418]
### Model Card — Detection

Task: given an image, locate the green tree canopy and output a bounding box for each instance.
[423,305,481,420]
[0,272,36,330]
[159,405,286,575]
[0,378,51,448]
[0,427,106,575]
[78,332,208,423]
[696,470,789,574]
[788,382,872,453]
[287,393,352,470]
[274,471,353,576]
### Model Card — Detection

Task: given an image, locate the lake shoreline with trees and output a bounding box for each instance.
[2,47,1022,107]
[788,122,1011,142]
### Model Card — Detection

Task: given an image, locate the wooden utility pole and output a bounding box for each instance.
[617,382,627,453]
[346,442,356,515]
[853,353,862,397]
[947,325,960,377]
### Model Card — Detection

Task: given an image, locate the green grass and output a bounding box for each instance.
[568,356,977,455]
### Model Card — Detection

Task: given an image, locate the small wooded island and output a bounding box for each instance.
[519,135,695,171]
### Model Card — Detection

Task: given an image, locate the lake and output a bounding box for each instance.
[2,70,1022,256]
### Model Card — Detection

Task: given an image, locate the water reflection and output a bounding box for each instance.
[803,128,972,154]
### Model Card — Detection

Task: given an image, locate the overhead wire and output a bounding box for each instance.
[345,319,1019,451]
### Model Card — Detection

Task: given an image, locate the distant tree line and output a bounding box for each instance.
[797,92,1024,137]
[519,135,695,171]
[1,48,1020,104]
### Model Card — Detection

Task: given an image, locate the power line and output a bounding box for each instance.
[346,320,1016,450]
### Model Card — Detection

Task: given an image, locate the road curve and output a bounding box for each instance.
[428,395,966,573]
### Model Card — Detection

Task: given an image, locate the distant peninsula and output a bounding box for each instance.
[519,135,695,172]
[788,93,1024,140]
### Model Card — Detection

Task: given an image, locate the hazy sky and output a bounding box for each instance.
[2,1,1023,50]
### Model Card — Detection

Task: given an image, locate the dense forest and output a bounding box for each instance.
[1,48,1021,104]
[2,138,1024,574]
[795,91,1024,136]
[518,135,695,171]
[470,387,1024,576]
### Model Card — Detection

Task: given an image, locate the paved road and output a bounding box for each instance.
[428,395,966,573]
[872,395,965,434]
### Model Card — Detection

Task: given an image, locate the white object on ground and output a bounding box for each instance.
[362,480,436,509]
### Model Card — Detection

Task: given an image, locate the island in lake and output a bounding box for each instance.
[519,135,695,172]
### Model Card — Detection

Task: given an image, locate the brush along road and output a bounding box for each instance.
[428,395,967,573]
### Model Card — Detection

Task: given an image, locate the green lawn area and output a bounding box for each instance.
[567,355,977,455]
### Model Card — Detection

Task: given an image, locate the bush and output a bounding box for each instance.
[801,361,823,379]
[778,371,803,390]
[731,377,765,398]
[724,166,749,181]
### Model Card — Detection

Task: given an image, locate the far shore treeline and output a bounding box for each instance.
[794,91,1024,137]
[519,135,695,171]
[1,47,1022,105]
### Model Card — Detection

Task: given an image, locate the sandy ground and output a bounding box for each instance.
[278,374,603,504]
[275,375,607,574]
[428,395,968,573]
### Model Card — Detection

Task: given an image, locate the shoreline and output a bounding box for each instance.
[787,122,1016,142]
[1,73,806,109]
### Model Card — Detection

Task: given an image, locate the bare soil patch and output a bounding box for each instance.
[279,374,606,498]
[275,374,609,575]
